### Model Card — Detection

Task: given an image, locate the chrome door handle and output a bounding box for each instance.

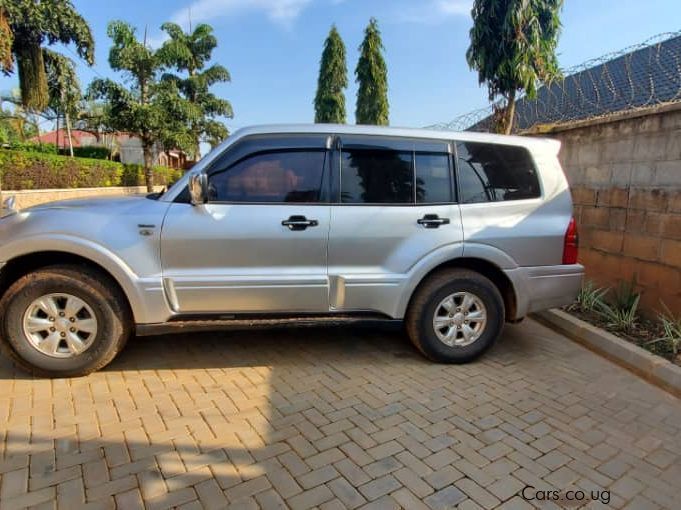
[417,214,450,228]
[282,215,319,231]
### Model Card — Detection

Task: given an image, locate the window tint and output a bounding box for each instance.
[208,150,326,203]
[341,149,413,204]
[415,153,452,203]
[456,142,540,204]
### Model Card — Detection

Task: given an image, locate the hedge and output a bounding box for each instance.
[0,149,183,190]
[69,146,111,160]
[8,142,112,160]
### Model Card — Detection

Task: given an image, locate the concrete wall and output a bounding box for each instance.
[4,186,164,210]
[547,104,681,315]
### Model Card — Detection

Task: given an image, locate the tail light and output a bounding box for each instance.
[563,217,579,265]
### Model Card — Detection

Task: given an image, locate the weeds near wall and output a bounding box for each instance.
[566,280,680,366]
[568,280,608,314]
[647,304,681,357]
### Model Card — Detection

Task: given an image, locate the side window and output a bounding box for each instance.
[456,142,540,204]
[340,149,413,204]
[207,150,326,203]
[415,153,452,203]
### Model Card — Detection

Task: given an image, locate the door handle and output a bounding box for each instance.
[417,214,450,229]
[282,215,319,231]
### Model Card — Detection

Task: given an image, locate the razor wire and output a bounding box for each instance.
[427,31,681,133]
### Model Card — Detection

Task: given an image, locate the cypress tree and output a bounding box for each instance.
[314,25,347,124]
[355,18,388,126]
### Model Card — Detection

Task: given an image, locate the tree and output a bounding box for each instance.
[0,89,40,143]
[44,50,81,155]
[0,6,12,75]
[1,0,94,111]
[466,0,563,134]
[157,22,232,160]
[355,18,388,126]
[314,25,347,124]
[89,21,192,191]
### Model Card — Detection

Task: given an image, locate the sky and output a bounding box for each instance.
[2,0,680,135]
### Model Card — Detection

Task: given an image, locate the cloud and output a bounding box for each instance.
[170,0,314,28]
[397,0,471,23]
[435,0,471,16]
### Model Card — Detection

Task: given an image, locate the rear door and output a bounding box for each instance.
[160,134,332,314]
[455,141,565,266]
[327,135,464,315]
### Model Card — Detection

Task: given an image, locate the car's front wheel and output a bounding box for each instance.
[406,269,504,363]
[0,265,131,377]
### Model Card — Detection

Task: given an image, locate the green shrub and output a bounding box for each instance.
[8,141,58,154]
[9,140,112,160]
[67,146,112,160]
[0,149,182,190]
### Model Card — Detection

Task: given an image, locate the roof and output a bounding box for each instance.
[473,33,681,131]
[30,130,142,147]
[160,122,560,203]
[30,129,97,147]
[230,123,558,150]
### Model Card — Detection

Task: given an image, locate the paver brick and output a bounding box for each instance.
[358,475,401,501]
[392,467,434,498]
[424,485,467,509]
[328,476,367,509]
[298,465,339,489]
[286,484,334,509]
[0,319,678,509]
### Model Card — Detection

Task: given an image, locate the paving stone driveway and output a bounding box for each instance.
[0,319,679,510]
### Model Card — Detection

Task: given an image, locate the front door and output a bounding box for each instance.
[160,135,331,314]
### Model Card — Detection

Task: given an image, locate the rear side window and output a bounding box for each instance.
[456,142,540,204]
[415,153,452,203]
[340,149,413,203]
[208,150,326,203]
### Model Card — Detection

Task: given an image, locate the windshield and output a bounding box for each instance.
[146,176,182,200]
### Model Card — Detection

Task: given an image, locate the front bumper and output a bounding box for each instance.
[504,264,584,320]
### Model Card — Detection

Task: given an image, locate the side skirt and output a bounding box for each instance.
[135,313,400,337]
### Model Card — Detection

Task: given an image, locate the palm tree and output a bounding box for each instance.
[157,22,233,161]
[466,0,563,134]
[2,0,94,111]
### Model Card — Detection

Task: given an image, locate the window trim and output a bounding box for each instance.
[206,147,332,206]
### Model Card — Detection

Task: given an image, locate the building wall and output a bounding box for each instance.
[549,104,681,315]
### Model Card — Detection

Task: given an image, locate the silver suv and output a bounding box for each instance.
[0,125,583,376]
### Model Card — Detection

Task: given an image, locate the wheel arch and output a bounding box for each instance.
[403,257,518,322]
[0,251,137,322]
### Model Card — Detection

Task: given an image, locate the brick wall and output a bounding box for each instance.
[548,104,681,315]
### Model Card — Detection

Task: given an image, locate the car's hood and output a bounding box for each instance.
[24,195,151,213]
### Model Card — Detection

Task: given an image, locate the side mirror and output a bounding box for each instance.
[188,173,208,205]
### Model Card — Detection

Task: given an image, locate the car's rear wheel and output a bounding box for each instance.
[0,265,131,377]
[406,269,504,363]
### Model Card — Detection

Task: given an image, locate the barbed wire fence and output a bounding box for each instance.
[426,30,681,133]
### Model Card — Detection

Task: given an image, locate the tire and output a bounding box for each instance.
[0,265,131,377]
[405,269,504,363]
